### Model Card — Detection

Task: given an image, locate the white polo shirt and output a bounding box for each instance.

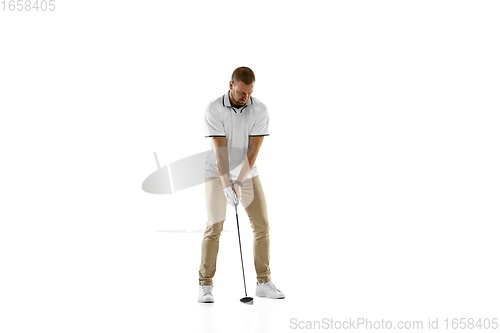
[204,91,270,179]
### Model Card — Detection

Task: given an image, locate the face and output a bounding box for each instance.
[229,80,254,106]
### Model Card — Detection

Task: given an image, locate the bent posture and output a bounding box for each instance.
[198,66,285,303]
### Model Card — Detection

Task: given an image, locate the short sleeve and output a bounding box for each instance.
[204,105,225,137]
[249,105,270,136]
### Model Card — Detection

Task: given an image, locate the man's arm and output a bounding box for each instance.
[236,136,265,183]
[213,137,232,188]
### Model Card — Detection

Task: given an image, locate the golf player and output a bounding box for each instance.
[198,67,285,303]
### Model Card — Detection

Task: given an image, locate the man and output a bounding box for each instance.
[198,67,285,303]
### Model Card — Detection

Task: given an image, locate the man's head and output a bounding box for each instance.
[229,67,255,107]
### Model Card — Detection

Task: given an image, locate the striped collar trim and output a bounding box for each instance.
[222,91,253,113]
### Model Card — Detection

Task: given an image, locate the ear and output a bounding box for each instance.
[229,81,234,90]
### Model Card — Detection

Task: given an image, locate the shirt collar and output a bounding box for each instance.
[223,90,253,110]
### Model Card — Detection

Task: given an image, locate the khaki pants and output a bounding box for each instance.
[199,175,271,286]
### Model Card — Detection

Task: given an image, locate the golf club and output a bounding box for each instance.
[235,203,253,305]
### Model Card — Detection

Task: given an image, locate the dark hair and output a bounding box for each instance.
[231,67,255,85]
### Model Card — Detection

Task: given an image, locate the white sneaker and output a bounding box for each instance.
[198,285,214,303]
[256,281,285,299]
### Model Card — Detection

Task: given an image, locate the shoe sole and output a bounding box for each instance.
[255,294,285,299]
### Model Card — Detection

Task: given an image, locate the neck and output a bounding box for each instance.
[229,91,243,108]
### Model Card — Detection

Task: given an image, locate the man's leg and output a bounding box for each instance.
[199,177,227,286]
[240,175,271,284]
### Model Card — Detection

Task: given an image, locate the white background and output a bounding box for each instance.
[1,1,499,332]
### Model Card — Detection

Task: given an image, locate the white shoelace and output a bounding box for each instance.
[201,285,213,296]
[261,282,280,292]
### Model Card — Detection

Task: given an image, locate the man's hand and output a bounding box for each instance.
[232,183,242,202]
[223,186,239,207]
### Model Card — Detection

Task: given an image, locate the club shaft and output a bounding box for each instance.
[235,206,248,297]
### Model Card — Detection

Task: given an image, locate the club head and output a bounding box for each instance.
[240,297,253,305]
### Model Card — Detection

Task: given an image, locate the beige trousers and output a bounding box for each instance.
[198,175,271,286]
